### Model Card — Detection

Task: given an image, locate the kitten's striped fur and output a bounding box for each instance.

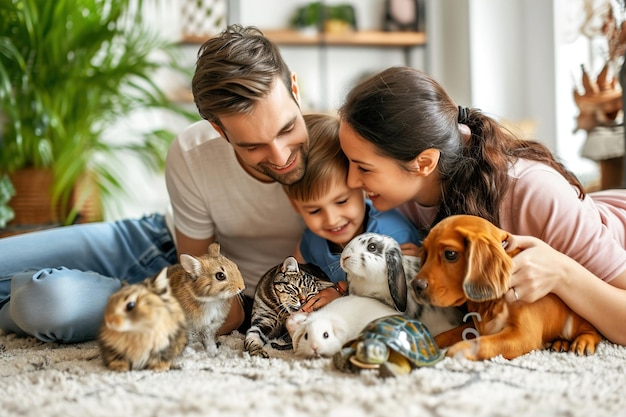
[244,257,334,358]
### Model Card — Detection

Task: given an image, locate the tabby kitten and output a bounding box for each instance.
[244,257,334,358]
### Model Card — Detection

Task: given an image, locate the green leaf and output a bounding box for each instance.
[0,0,197,225]
[0,174,15,228]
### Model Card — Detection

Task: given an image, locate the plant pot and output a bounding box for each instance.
[0,168,102,238]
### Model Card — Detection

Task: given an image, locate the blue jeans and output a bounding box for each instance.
[0,213,177,343]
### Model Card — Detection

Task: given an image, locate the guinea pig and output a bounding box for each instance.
[286,294,397,358]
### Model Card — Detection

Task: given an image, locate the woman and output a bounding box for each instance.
[337,66,626,345]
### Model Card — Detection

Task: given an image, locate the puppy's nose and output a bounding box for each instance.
[412,278,428,294]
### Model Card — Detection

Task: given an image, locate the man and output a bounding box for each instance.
[0,25,309,342]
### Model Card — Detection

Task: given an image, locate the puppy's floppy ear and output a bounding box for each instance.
[459,227,513,302]
[386,246,408,312]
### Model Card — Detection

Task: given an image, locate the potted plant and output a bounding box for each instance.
[0,174,14,228]
[0,0,195,229]
[290,2,324,35]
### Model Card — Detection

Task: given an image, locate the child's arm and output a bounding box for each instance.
[300,281,347,313]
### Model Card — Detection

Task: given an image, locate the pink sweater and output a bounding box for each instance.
[398,159,626,283]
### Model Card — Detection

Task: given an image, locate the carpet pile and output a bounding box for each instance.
[1,332,625,417]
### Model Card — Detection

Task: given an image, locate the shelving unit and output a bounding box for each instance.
[183,29,425,45]
[180,29,427,110]
[181,29,426,65]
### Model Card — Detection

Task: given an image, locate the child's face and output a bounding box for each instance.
[292,181,366,248]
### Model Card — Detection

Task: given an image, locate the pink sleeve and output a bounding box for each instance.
[500,164,626,282]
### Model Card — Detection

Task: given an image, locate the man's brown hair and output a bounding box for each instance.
[192,25,294,128]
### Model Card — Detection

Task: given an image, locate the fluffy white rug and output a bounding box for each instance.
[1,332,625,417]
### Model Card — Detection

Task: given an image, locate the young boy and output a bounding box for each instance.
[284,113,422,310]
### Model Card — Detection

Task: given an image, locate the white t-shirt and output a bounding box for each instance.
[165,120,306,297]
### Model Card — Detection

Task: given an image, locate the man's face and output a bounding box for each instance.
[216,80,308,185]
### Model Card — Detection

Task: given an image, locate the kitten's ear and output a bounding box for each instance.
[180,254,202,278]
[282,257,300,273]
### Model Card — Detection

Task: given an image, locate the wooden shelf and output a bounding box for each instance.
[178,28,428,111]
[181,29,426,47]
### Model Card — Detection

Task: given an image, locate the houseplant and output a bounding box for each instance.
[290,2,356,35]
[0,0,195,227]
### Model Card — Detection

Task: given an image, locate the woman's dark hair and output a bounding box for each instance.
[338,66,584,227]
[192,24,294,128]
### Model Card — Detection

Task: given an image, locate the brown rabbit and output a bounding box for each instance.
[168,242,245,354]
[98,268,188,371]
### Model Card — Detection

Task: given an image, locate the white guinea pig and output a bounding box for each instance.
[286,294,397,358]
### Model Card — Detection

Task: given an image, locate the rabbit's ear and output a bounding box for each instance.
[330,316,347,340]
[286,312,308,336]
[151,267,169,294]
[386,246,407,312]
[180,254,202,278]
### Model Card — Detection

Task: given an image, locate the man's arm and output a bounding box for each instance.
[174,228,245,334]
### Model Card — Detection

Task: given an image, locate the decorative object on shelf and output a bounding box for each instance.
[324,4,357,35]
[290,1,324,35]
[384,0,423,32]
[290,2,357,36]
[574,62,622,132]
[0,0,196,230]
[181,0,227,39]
[571,0,626,189]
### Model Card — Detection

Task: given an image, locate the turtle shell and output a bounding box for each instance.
[356,314,444,367]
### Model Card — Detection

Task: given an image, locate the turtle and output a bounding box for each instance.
[332,314,444,377]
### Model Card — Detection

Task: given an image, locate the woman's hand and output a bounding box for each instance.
[400,242,421,257]
[503,234,571,304]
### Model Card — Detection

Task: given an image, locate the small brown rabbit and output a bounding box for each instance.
[168,242,245,354]
[98,268,188,372]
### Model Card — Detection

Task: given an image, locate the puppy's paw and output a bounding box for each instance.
[550,339,570,353]
[445,340,479,361]
[570,334,600,356]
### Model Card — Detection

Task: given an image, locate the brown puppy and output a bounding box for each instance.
[411,214,602,360]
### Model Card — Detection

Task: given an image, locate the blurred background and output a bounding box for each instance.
[0,0,622,233]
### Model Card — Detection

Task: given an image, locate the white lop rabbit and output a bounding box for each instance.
[340,233,463,336]
[286,295,397,358]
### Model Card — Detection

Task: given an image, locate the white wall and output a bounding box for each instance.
[430,0,599,185]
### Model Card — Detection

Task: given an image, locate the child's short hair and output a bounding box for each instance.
[284,113,348,202]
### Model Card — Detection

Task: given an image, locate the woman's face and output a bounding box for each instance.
[338,121,439,211]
